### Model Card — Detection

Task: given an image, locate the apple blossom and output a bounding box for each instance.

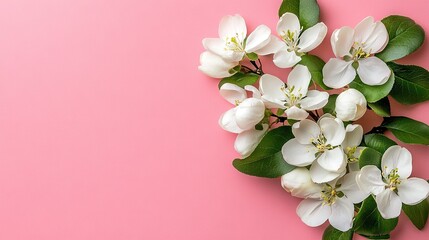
[234,124,268,157]
[323,17,391,88]
[357,146,429,219]
[335,89,367,121]
[198,51,239,78]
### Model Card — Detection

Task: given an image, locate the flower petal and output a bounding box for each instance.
[234,124,268,157]
[219,83,247,105]
[282,139,317,167]
[254,35,284,55]
[356,165,385,195]
[331,27,354,58]
[375,189,402,219]
[281,168,323,199]
[342,124,364,149]
[245,25,272,53]
[244,85,261,99]
[292,119,321,145]
[364,21,389,54]
[357,57,391,86]
[218,108,243,133]
[198,51,237,78]
[286,106,309,121]
[297,199,331,227]
[398,178,429,205]
[322,58,356,89]
[277,12,301,37]
[317,148,346,172]
[329,197,354,232]
[300,90,329,111]
[337,171,369,204]
[259,74,285,99]
[218,14,247,40]
[273,48,301,68]
[381,146,412,180]
[310,160,346,184]
[298,22,328,53]
[234,98,266,130]
[288,64,311,97]
[319,117,346,146]
[335,89,367,122]
[354,16,376,45]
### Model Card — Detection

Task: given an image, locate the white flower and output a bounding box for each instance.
[342,124,365,171]
[273,13,327,68]
[323,17,391,88]
[282,116,347,183]
[335,89,367,121]
[234,124,268,157]
[218,83,265,133]
[203,15,282,62]
[282,169,368,231]
[357,146,429,219]
[259,65,329,120]
[198,51,239,78]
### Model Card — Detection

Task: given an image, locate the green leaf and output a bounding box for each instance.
[246,52,259,61]
[387,62,429,105]
[278,0,319,29]
[218,72,259,89]
[358,234,391,239]
[349,72,395,103]
[299,54,331,90]
[364,134,397,154]
[368,97,390,117]
[322,225,353,240]
[354,196,399,236]
[382,116,429,145]
[402,199,429,230]
[376,15,425,62]
[359,147,382,169]
[232,126,296,178]
[323,94,338,115]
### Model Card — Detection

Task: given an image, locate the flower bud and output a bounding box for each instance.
[335,89,367,121]
[281,168,322,198]
[198,51,238,78]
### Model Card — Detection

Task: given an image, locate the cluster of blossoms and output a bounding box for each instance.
[199,7,429,237]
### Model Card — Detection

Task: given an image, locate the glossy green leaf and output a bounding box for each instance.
[323,94,338,115]
[376,15,425,62]
[402,198,429,230]
[322,225,353,240]
[218,72,259,89]
[232,126,295,178]
[382,117,429,145]
[368,97,390,117]
[299,54,330,90]
[278,0,319,29]
[358,234,390,239]
[364,134,397,154]
[387,62,429,105]
[349,72,394,103]
[359,147,382,169]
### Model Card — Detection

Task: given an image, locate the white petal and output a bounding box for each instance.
[342,124,363,149]
[354,17,375,45]
[375,189,402,219]
[356,165,385,195]
[363,22,389,54]
[319,117,346,146]
[310,160,346,184]
[261,95,286,109]
[219,83,247,105]
[286,106,309,121]
[335,89,367,122]
[292,119,321,145]
[381,146,412,180]
[277,12,301,36]
[298,22,328,53]
[300,90,329,111]
[357,57,391,86]
[259,74,286,99]
[398,178,429,205]
[218,108,243,133]
[288,64,311,97]
[202,38,227,56]
[245,25,272,53]
[253,35,284,55]
[244,85,261,99]
[337,171,369,203]
[235,124,268,157]
[234,98,266,130]
[297,199,331,227]
[281,168,323,199]
[322,58,356,89]
[329,197,354,232]
[273,48,301,68]
[198,51,238,78]
[331,27,354,58]
[317,148,346,172]
[218,14,247,40]
[282,139,317,167]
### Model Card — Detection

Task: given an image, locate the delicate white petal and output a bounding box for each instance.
[329,197,354,232]
[234,124,268,157]
[335,89,367,121]
[198,51,238,78]
[354,16,375,44]
[273,48,301,68]
[281,168,323,199]
[286,106,309,121]
[342,124,364,149]
[218,108,243,133]
[202,38,228,57]
[254,36,284,55]
[398,178,429,205]
[261,95,286,109]
[292,119,321,145]
[244,85,261,99]
[319,117,346,146]
[317,148,346,172]
[282,139,317,167]
[357,57,391,86]
[298,22,328,53]
[376,189,402,219]
[219,83,247,105]
[245,25,272,53]
[300,90,329,111]
[356,165,385,195]
[218,14,247,40]
[337,171,369,203]
[288,64,311,97]
[364,22,389,54]
[322,58,356,89]
[259,74,286,99]
[234,98,266,130]
[310,160,346,184]
[297,199,331,227]
[381,146,412,180]
[331,27,354,58]
[277,12,301,36]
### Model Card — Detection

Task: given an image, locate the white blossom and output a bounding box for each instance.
[335,89,367,121]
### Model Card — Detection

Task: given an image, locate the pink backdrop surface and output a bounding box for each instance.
[0,0,428,239]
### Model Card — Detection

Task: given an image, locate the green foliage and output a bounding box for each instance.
[359,147,382,169]
[299,54,331,90]
[349,72,394,103]
[364,134,396,154]
[323,94,338,115]
[278,0,320,29]
[322,225,353,240]
[218,72,259,89]
[402,199,429,230]
[368,97,390,117]
[382,117,429,145]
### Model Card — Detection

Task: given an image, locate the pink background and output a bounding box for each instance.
[0,0,428,239]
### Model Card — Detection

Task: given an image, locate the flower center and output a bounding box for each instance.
[311,134,333,155]
[346,146,359,162]
[224,33,245,52]
[280,29,301,52]
[281,85,304,108]
[350,42,371,61]
[385,168,401,191]
[321,184,340,206]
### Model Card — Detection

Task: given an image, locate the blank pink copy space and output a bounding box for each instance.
[0,0,428,239]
